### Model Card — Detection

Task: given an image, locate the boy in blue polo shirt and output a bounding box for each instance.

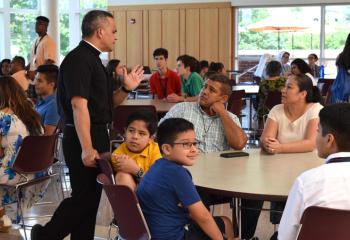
[34,64,60,135]
[136,118,235,240]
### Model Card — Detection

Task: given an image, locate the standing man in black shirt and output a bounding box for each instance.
[31,10,144,240]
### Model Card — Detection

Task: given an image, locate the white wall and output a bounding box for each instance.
[109,0,230,6]
[231,0,349,7]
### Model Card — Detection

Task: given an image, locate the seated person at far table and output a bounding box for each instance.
[111,110,161,191]
[160,73,247,153]
[261,73,323,154]
[34,64,60,135]
[149,48,182,100]
[167,54,203,103]
[241,73,324,240]
[137,118,236,240]
[278,103,350,240]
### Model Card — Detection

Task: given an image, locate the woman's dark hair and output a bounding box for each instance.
[157,118,194,153]
[292,74,321,103]
[208,62,225,73]
[291,58,312,74]
[0,76,42,135]
[106,59,120,77]
[265,61,282,78]
[126,110,158,136]
[106,59,122,90]
[336,33,350,70]
[0,59,10,76]
[319,103,350,151]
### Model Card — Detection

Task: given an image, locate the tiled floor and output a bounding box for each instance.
[1,97,272,240]
[2,169,276,240]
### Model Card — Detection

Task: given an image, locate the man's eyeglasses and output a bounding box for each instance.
[170,141,200,150]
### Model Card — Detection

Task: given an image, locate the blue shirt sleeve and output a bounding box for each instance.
[173,167,201,207]
[43,101,60,125]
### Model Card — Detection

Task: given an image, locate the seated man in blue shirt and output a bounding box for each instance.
[34,64,60,135]
[137,118,236,240]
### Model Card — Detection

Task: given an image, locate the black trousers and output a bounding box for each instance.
[39,125,110,240]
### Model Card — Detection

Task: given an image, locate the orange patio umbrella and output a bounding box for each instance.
[248,15,309,50]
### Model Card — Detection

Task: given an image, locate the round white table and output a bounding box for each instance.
[187,148,324,201]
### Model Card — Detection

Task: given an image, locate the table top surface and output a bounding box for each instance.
[121,99,176,113]
[233,85,259,94]
[187,148,324,201]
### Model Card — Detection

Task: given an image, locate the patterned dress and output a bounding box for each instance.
[256,77,286,119]
[0,111,48,223]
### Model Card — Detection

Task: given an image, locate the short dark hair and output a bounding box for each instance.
[177,54,197,72]
[291,58,312,74]
[199,60,209,70]
[319,103,350,151]
[81,10,114,38]
[292,74,320,103]
[11,56,25,69]
[207,73,232,96]
[208,62,225,73]
[265,60,282,77]
[157,118,194,152]
[36,64,59,87]
[126,110,158,136]
[308,53,318,61]
[153,48,168,59]
[36,16,49,23]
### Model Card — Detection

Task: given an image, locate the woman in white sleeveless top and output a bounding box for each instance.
[261,73,323,154]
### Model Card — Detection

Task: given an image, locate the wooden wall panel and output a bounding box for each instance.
[142,10,149,66]
[185,8,200,60]
[199,8,219,64]
[219,7,232,70]
[113,11,127,64]
[148,10,162,69]
[179,9,186,56]
[109,3,232,70]
[162,9,180,69]
[126,10,143,67]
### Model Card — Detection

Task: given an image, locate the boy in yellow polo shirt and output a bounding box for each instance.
[111,110,161,191]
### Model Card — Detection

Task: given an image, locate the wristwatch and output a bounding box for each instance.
[135,168,144,180]
[121,86,132,93]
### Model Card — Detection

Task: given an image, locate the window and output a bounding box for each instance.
[236,4,350,81]
[0,0,107,62]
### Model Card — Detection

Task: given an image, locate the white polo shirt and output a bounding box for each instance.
[278,152,350,240]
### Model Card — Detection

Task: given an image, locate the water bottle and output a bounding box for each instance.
[320,65,325,79]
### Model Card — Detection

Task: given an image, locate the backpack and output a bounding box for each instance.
[331,66,350,103]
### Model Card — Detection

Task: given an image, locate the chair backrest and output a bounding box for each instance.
[111,105,157,138]
[264,91,281,111]
[97,152,115,185]
[227,90,246,118]
[97,173,151,240]
[297,206,350,240]
[12,134,58,174]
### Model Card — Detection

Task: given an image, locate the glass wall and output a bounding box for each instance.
[236,4,350,80]
[0,0,107,62]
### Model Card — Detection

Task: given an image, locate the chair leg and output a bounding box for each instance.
[17,189,28,240]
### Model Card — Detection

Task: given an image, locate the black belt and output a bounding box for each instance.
[65,123,110,130]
